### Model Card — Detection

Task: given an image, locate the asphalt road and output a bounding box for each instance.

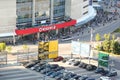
[71,18,120,42]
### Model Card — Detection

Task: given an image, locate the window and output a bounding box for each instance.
[17,0,32,3]
[83,4,89,8]
[83,0,87,2]
[83,11,88,15]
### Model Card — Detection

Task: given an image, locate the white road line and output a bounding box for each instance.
[0,70,27,75]
[0,73,34,79]
[7,76,43,80]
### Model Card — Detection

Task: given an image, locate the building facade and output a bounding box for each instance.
[65,0,89,19]
[0,0,90,43]
[0,0,16,38]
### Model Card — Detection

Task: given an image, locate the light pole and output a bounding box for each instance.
[32,0,36,26]
[88,27,93,64]
[43,60,47,80]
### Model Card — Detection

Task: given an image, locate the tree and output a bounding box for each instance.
[110,35,116,53]
[113,41,120,54]
[102,34,111,52]
[104,33,110,40]
[0,43,6,52]
[95,33,101,41]
[96,33,120,55]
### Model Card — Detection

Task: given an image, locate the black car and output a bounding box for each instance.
[79,62,85,68]
[95,67,104,73]
[50,64,59,69]
[82,63,88,69]
[72,75,81,80]
[73,61,80,66]
[86,64,97,71]
[86,78,95,80]
[54,66,65,71]
[107,69,117,77]
[24,62,36,68]
[62,59,67,63]
[79,75,88,80]
[35,66,45,72]
[100,70,109,76]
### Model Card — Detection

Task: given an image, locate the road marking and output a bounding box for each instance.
[0,70,27,75]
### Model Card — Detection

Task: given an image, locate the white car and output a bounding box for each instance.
[100,76,111,80]
[65,59,75,65]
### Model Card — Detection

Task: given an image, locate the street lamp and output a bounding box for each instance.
[43,60,47,80]
[88,27,94,64]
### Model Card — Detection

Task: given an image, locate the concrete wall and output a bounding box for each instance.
[65,0,89,19]
[0,0,16,35]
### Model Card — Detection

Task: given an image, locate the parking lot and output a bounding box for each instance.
[49,60,119,80]
[0,58,120,80]
[0,66,54,80]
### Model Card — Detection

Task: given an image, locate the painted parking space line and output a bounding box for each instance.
[0,73,36,80]
[0,69,21,73]
[7,76,43,80]
[0,70,28,75]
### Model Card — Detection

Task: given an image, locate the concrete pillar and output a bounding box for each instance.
[56,29,58,37]
[50,0,54,24]
[32,0,36,26]
[13,34,16,45]
[37,32,40,40]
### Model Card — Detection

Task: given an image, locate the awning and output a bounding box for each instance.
[76,6,97,26]
[0,32,16,38]
[15,20,76,35]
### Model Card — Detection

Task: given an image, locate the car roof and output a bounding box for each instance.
[100,76,111,80]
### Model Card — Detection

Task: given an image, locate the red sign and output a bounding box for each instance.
[15,19,76,35]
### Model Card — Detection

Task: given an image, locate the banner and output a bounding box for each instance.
[71,41,91,57]
[80,43,91,57]
[71,41,80,54]
[49,40,58,52]
[48,40,58,58]
[15,20,76,35]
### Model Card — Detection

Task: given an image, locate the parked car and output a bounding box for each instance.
[86,64,97,71]
[55,74,63,80]
[70,75,81,80]
[107,69,117,77]
[40,68,50,74]
[46,71,55,76]
[86,78,95,80]
[100,76,111,80]
[54,56,64,62]
[100,70,109,76]
[73,61,80,66]
[30,64,39,70]
[24,62,37,68]
[95,67,104,73]
[62,58,69,63]
[66,59,75,65]
[79,62,85,68]
[54,66,65,71]
[78,75,88,80]
[21,61,29,66]
[50,71,62,78]
[81,63,88,69]
[50,64,59,69]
